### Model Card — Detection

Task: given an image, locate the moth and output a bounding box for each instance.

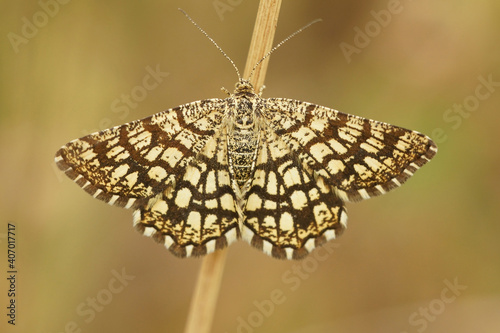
[55,12,437,260]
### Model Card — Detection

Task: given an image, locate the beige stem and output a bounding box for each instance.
[183,1,282,333]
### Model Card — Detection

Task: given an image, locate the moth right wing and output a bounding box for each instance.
[242,128,347,260]
[262,98,437,202]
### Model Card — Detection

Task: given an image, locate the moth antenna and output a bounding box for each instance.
[248,18,322,82]
[179,8,241,80]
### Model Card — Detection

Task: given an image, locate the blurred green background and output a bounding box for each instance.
[1,0,499,332]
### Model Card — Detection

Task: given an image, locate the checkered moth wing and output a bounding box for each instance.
[263,98,437,202]
[242,128,347,259]
[134,126,241,257]
[55,99,240,257]
[240,98,437,259]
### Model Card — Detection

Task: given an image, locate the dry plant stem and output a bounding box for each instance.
[244,0,282,89]
[183,1,282,333]
[184,249,228,333]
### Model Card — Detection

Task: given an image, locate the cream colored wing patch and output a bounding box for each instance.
[134,128,240,258]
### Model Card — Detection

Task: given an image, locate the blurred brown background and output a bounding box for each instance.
[1,0,499,332]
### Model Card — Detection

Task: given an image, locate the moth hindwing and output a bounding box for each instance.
[55,79,437,260]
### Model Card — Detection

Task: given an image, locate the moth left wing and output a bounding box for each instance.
[134,128,240,258]
[55,99,226,209]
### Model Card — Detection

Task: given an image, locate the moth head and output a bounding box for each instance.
[234,79,255,95]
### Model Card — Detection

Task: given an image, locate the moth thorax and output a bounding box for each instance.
[228,124,259,188]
